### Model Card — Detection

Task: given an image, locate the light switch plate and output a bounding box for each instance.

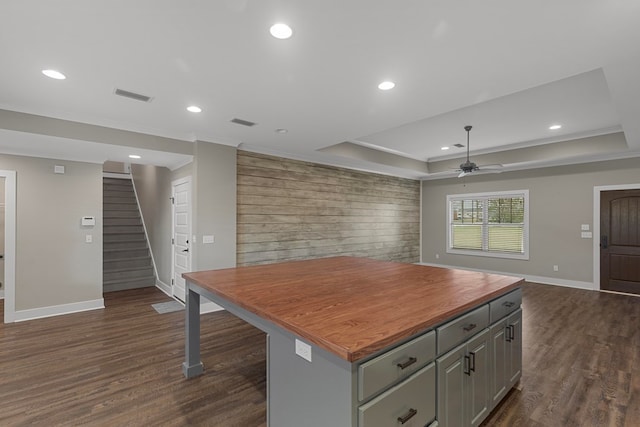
[581,224,590,231]
[581,231,593,239]
[203,235,215,244]
[295,339,312,362]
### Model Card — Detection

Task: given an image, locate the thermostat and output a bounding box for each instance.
[81,216,96,226]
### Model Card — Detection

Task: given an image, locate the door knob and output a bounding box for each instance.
[182,248,189,253]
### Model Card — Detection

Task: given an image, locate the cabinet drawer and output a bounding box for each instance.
[358,330,435,401]
[437,305,489,355]
[489,288,522,323]
[359,362,436,427]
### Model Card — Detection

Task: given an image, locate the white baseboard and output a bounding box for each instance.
[14,298,105,322]
[0,289,4,299]
[156,279,172,297]
[417,262,596,291]
[155,280,224,313]
[520,274,595,291]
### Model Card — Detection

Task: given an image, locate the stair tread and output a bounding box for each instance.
[103,276,155,285]
[104,265,153,273]
[103,177,156,291]
[103,241,147,245]
[104,256,151,262]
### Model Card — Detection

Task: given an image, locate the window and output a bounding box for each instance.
[447,190,529,260]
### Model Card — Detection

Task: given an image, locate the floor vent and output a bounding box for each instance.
[114,88,153,103]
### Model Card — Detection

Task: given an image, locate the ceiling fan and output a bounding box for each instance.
[457,125,503,178]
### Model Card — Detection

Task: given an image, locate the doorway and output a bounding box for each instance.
[0,177,5,299]
[171,177,192,302]
[599,189,640,294]
[1,170,16,323]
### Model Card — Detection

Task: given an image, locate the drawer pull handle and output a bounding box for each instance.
[502,301,515,308]
[396,356,417,370]
[462,323,477,332]
[397,408,418,424]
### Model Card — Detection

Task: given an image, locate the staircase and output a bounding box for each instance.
[103,177,156,292]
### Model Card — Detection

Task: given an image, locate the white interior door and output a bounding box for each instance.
[172,177,192,302]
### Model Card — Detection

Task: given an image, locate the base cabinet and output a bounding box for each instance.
[506,309,522,387]
[358,290,522,427]
[437,328,490,427]
[359,363,436,427]
[489,308,522,410]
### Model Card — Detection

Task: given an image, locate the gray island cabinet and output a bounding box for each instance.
[182,257,523,427]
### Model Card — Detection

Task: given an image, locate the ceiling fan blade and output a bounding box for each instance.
[478,163,503,170]
[458,170,468,178]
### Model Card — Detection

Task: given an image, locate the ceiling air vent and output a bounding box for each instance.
[453,143,465,148]
[114,88,153,103]
[230,117,257,127]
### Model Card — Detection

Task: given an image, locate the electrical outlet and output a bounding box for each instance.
[85,234,93,243]
[553,265,559,272]
[295,339,312,362]
[435,253,440,259]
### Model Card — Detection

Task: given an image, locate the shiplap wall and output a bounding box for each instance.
[237,151,420,266]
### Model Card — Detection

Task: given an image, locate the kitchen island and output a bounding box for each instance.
[182,257,523,427]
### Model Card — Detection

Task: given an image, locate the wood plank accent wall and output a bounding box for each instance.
[237,151,420,266]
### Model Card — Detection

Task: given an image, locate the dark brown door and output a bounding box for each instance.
[600,189,640,293]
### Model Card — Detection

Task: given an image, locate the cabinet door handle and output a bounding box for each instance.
[396,356,417,370]
[469,351,476,372]
[397,408,418,424]
[464,355,471,376]
[505,324,515,342]
[463,323,477,332]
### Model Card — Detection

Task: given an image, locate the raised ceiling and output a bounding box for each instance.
[1,1,639,178]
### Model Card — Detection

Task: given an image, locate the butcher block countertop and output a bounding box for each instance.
[183,256,523,362]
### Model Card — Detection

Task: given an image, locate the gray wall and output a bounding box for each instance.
[421,156,640,284]
[237,151,420,266]
[192,142,237,271]
[128,142,237,287]
[0,154,102,310]
[130,163,172,285]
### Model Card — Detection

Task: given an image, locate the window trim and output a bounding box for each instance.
[446,189,529,260]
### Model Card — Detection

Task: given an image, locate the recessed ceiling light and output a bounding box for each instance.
[441,146,450,150]
[129,155,141,159]
[187,105,202,113]
[378,81,395,90]
[42,69,66,80]
[549,124,562,130]
[270,23,293,39]
[275,128,288,134]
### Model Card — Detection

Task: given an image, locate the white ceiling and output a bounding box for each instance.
[1,1,639,178]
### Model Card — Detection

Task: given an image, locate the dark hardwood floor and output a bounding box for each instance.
[0,288,267,426]
[1,283,640,426]
[482,283,640,427]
